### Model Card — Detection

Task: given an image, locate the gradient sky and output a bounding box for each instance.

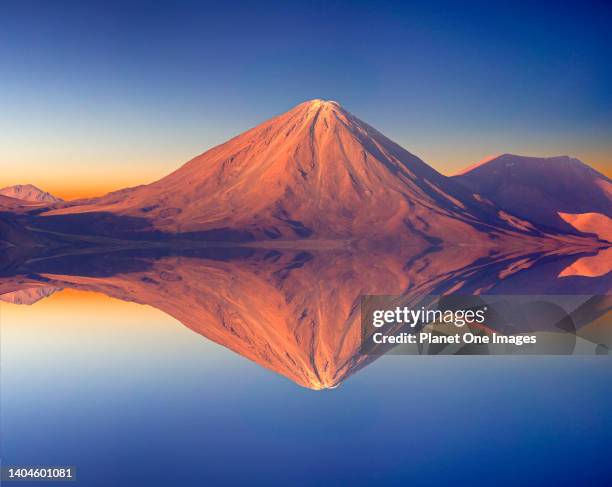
[1,0,611,199]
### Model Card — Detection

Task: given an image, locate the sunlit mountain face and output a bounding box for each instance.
[1,241,609,389]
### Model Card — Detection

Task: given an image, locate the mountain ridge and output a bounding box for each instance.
[453,153,612,236]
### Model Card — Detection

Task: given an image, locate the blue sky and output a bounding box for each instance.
[1,0,611,197]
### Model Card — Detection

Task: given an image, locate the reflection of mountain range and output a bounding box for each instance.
[0,284,61,305]
[0,245,609,389]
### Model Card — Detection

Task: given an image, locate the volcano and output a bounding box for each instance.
[42,100,553,244]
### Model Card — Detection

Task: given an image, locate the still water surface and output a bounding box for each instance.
[1,247,610,486]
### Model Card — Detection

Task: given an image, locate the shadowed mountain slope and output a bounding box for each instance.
[453,154,612,237]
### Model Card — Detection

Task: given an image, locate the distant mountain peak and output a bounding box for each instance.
[0,184,62,203]
[459,154,605,178]
[457,153,609,180]
[453,154,612,234]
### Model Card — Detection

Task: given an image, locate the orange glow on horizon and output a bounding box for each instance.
[4,151,610,201]
[1,160,175,201]
[47,181,142,201]
[30,287,136,310]
[1,286,165,321]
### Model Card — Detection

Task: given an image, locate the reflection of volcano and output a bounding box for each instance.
[1,245,609,389]
[0,285,61,305]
